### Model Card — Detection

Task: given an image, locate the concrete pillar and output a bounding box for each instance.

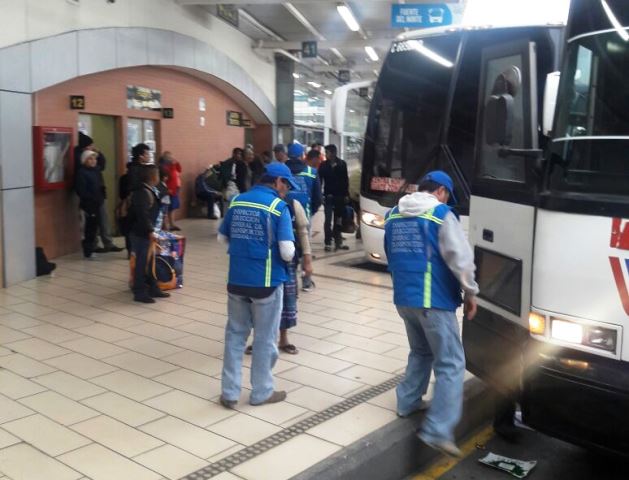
[275,53,295,144]
[0,91,36,286]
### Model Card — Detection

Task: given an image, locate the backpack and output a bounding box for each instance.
[205,165,224,192]
[341,205,357,234]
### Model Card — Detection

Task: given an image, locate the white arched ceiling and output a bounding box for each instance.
[0,27,275,124]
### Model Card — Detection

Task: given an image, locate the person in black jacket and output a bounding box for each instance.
[319,144,350,251]
[129,165,170,303]
[75,150,105,259]
[118,143,152,257]
[219,148,249,199]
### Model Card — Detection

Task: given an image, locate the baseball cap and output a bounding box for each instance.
[421,170,458,205]
[273,144,286,153]
[265,163,299,190]
[287,142,305,158]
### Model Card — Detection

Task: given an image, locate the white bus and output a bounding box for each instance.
[360,0,629,456]
[359,22,564,263]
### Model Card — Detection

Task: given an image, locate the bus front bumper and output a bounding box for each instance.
[361,223,387,264]
[523,340,629,457]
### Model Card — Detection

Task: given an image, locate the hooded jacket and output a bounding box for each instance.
[385,192,479,309]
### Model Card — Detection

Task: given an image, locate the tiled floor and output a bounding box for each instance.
[0,213,455,480]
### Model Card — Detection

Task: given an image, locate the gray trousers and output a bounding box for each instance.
[94,203,114,249]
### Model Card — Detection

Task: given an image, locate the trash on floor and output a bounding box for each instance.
[478,452,537,478]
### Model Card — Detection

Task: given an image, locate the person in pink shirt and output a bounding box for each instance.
[159,151,182,231]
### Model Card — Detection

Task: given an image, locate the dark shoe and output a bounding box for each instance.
[207,215,218,220]
[250,390,286,406]
[149,289,170,298]
[93,247,107,253]
[494,424,522,443]
[324,245,332,252]
[134,294,156,304]
[335,244,350,251]
[106,245,124,252]
[279,344,298,355]
[170,225,182,231]
[219,395,237,409]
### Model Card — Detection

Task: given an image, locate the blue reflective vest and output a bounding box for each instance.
[286,162,319,220]
[384,203,462,311]
[221,186,293,287]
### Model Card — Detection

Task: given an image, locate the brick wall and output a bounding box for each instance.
[34,66,270,258]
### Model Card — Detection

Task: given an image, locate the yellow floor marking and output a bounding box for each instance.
[412,425,495,480]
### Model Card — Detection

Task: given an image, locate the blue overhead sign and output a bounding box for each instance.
[391,4,453,28]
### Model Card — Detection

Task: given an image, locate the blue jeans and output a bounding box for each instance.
[396,307,465,443]
[221,286,284,404]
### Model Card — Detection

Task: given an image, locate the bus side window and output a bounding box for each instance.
[478,54,528,183]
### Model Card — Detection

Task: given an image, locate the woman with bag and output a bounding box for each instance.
[129,165,170,303]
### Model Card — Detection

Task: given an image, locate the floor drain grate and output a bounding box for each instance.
[180,374,404,479]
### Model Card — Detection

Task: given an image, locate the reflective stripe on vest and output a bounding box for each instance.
[385,208,443,225]
[298,167,317,179]
[423,262,432,308]
[229,197,283,216]
[265,249,272,287]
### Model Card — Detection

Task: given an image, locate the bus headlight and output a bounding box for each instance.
[361,211,385,229]
[551,319,583,344]
[583,326,617,353]
[550,318,617,353]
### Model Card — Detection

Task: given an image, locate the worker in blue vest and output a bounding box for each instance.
[285,142,322,221]
[286,142,321,291]
[218,163,298,408]
[384,171,478,457]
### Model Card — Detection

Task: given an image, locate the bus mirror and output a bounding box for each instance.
[543,71,561,136]
[485,94,514,146]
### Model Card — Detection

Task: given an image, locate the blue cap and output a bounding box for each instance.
[265,163,299,190]
[421,170,457,205]
[287,142,305,158]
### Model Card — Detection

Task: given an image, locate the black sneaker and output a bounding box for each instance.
[134,294,156,304]
[93,247,107,253]
[106,245,124,252]
[219,395,237,409]
[149,289,171,298]
[324,245,332,252]
[335,244,350,251]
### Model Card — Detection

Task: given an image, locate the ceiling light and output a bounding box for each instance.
[330,47,346,62]
[294,90,305,95]
[601,0,629,41]
[275,49,302,63]
[292,72,301,79]
[285,3,326,41]
[337,4,360,32]
[324,89,333,95]
[365,46,379,62]
[308,81,321,88]
[407,40,454,68]
[349,109,355,113]
[238,9,284,41]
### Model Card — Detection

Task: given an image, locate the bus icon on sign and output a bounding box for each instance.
[428,8,445,24]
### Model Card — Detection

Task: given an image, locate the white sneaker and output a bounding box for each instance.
[418,434,462,458]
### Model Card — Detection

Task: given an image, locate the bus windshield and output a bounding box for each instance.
[362,34,461,206]
[549,30,629,196]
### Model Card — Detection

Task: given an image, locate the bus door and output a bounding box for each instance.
[463,39,541,399]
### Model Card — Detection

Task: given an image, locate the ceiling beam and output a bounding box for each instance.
[256,38,393,50]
